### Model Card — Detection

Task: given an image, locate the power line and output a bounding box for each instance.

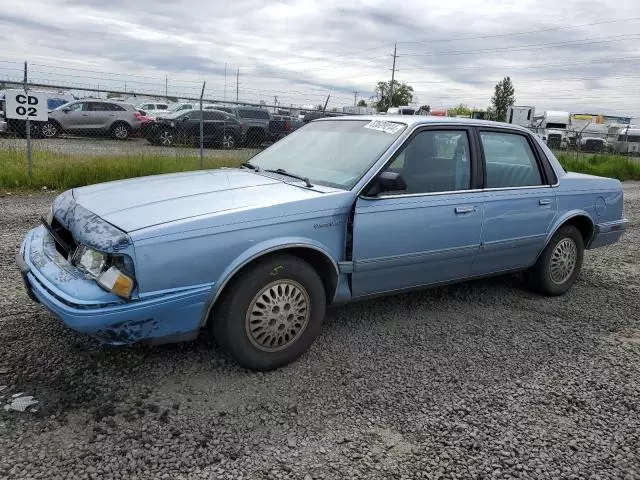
[397,16,640,46]
[400,33,640,57]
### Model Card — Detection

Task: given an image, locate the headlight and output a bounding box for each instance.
[71,245,135,298]
[72,245,107,277]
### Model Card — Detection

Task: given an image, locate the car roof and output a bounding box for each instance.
[314,115,534,134]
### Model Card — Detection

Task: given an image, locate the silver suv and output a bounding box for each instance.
[42,100,142,140]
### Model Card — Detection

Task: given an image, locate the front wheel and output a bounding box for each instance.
[41,121,60,138]
[221,132,236,149]
[527,225,584,296]
[212,254,326,370]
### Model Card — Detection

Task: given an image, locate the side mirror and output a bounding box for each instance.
[378,171,407,193]
[62,108,70,113]
[365,171,407,196]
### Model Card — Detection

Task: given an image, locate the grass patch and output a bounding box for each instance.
[556,153,640,181]
[0,147,252,191]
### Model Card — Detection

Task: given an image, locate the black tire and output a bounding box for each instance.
[111,122,131,140]
[41,121,60,139]
[212,254,326,370]
[154,129,175,146]
[527,225,584,296]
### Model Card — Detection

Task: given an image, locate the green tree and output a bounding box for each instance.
[357,99,367,107]
[374,80,414,111]
[489,76,515,121]
[448,104,473,117]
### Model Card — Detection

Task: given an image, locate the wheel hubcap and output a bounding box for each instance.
[42,124,56,137]
[245,280,310,352]
[115,126,128,139]
[549,237,578,284]
[159,131,173,146]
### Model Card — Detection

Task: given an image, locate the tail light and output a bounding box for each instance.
[133,111,143,121]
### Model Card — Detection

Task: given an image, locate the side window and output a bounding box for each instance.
[157,104,169,110]
[203,111,224,120]
[382,130,471,194]
[89,102,109,112]
[480,132,543,188]
[68,102,86,112]
[187,111,202,120]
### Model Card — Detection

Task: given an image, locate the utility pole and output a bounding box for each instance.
[165,75,168,99]
[273,96,278,113]
[353,90,358,106]
[389,43,397,109]
[236,68,239,102]
[224,63,227,101]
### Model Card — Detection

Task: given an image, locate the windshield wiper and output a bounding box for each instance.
[241,162,260,171]
[264,168,313,187]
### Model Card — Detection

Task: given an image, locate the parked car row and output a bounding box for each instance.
[0,96,301,147]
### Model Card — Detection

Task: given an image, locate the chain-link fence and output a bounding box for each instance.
[527,124,640,157]
[0,71,360,188]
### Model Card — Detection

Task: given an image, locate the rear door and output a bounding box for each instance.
[471,129,558,275]
[203,111,225,141]
[85,102,112,130]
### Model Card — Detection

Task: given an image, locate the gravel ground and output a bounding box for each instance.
[0,137,259,158]
[1,184,639,480]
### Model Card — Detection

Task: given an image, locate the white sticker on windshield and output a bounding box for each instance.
[363,120,404,134]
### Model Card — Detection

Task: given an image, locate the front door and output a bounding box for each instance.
[471,129,558,275]
[60,101,88,130]
[351,128,484,297]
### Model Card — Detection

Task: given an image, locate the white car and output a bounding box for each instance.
[136,102,171,117]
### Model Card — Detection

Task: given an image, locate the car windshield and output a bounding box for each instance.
[168,103,189,112]
[247,119,406,189]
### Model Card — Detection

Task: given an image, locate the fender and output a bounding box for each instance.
[544,209,595,246]
[199,236,340,327]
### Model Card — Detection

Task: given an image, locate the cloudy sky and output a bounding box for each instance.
[1,0,640,116]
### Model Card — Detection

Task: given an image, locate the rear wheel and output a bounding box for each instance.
[212,254,326,370]
[527,225,584,296]
[111,122,131,140]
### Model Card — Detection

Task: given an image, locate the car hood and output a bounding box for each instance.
[71,169,330,232]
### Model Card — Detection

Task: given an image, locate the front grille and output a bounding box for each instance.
[584,140,604,152]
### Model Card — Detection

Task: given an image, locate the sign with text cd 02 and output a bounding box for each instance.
[4,89,48,122]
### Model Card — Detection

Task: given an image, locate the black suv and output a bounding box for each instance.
[146,109,243,148]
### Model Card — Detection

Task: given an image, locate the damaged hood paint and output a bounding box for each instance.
[70,169,329,232]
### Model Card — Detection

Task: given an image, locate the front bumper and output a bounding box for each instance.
[17,226,210,345]
[588,218,629,249]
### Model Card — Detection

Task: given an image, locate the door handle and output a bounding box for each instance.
[455,206,476,214]
[82,114,89,116]
[539,199,552,206]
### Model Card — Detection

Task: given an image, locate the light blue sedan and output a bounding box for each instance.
[17,116,628,370]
